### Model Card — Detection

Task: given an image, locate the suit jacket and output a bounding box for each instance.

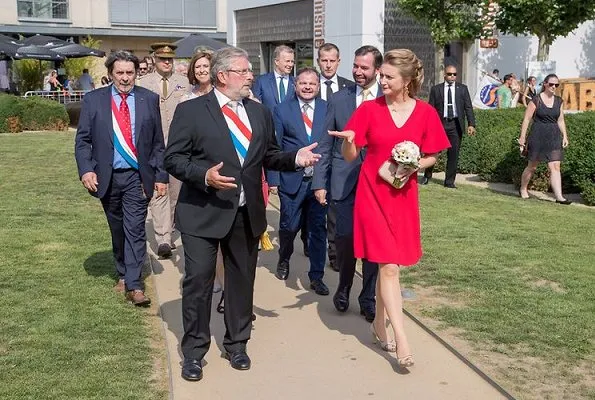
[312,85,382,201]
[74,85,168,200]
[267,96,327,193]
[137,71,189,141]
[318,75,355,99]
[252,72,295,111]
[164,90,298,239]
[428,82,476,131]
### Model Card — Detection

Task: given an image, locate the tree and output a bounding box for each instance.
[495,0,595,61]
[62,35,102,82]
[392,0,485,77]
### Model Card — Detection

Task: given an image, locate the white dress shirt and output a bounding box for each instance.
[443,82,458,118]
[274,71,289,101]
[319,75,338,101]
[355,80,379,108]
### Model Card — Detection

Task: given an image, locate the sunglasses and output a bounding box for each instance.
[546,82,560,88]
[446,72,457,76]
[139,68,147,71]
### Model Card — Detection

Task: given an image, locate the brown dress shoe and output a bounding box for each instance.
[126,290,151,306]
[114,279,125,293]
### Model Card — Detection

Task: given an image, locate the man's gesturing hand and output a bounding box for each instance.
[81,172,98,192]
[296,142,322,167]
[314,189,327,206]
[206,162,238,190]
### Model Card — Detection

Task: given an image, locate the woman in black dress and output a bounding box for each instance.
[522,76,537,107]
[518,74,571,204]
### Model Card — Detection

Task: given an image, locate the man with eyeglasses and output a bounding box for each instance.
[165,47,321,381]
[138,61,149,77]
[422,65,476,188]
[138,42,189,258]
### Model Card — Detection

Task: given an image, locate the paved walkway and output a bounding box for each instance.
[145,173,552,399]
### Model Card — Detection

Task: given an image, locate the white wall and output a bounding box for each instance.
[470,20,595,93]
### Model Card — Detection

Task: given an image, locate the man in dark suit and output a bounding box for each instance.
[268,67,329,295]
[316,42,354,272]
[75,50,168,306]
[164,47,321,382]
[312,45,382,322]
[252,44,296,111]
[423,65,476,188]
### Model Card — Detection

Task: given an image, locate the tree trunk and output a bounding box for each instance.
[537,35,550,61]
[434,44,445,87]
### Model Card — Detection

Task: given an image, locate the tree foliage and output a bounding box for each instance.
[394,0,485,47]
[62,35,102,80]
[495,0,595,61]
[13,59,50,92]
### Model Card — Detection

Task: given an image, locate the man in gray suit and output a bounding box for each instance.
[312,45,382,322]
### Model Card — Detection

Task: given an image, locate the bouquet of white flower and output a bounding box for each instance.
[378,141,421,189]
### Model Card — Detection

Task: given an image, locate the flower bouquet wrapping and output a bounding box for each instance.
[378,141,421,189]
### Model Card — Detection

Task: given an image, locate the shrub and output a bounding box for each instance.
[431,107,595,205]
[20,96,69,131]
[0,94,25,132]
[0,94,69,132]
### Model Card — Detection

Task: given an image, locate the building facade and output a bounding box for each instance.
[0,0,227,56]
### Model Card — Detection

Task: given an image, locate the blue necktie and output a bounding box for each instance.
[279,76,286,102]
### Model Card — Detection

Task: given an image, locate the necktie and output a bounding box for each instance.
[361,88,371,102]
[162,77,168,98]
[118,93,136,156]
[279,76,286,102]
[447,83,454,118]
[302,103,312,142]
[324,80,333,100]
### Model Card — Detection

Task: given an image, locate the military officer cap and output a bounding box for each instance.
[150,42,177,58]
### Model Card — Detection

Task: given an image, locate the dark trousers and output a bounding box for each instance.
[100,169,149,291]
[334,188,378,309]
[180,207,259,361]
[424,119,463,186]
[326,201,337,264]
[278,178,327,281]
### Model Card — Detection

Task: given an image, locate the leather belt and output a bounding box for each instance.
[113,168,136,173]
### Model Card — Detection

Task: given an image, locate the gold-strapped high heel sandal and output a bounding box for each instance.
[370,323,396,352]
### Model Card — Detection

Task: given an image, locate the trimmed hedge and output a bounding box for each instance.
[433,108,595,205]
[0,93,69,132]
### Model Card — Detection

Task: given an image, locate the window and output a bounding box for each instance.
[110,0,216,27]
[17,0,69,19]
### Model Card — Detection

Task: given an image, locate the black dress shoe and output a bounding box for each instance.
[275,261,289,280]
[157,243,172,258]
[310,279,329,296]
[421,177,430,185]
[224,351,251,370]
[333,287,350,312]
[181,358,203,381]
[360,306,376,323]
[444,183,457,189]
[328,260,339,272]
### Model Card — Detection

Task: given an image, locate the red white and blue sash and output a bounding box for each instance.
[111,97,138,169]
[221,104,251,164]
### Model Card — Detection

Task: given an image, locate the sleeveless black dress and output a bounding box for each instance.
[527,95,563,162]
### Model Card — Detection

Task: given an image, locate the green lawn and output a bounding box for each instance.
[409,183,595,399]
[0,132,166,400]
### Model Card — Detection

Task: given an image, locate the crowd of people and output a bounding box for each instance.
[73,40,572,383]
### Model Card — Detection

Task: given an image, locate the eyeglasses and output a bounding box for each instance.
[546,83,560,88]
[139,68,147,71]
[446,72,457,76]
[227,69,253,76]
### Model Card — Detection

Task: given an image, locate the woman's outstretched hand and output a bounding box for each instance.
[328,130,355,143]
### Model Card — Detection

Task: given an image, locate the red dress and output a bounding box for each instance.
[346,98,450,266]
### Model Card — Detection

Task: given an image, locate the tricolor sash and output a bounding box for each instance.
[221,104,252,164]
[111,97,138,169]
[302,109,313,143]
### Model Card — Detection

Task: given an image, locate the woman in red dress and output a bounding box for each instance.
[330,49,450,368]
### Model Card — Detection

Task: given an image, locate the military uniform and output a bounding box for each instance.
[137,43,189,257]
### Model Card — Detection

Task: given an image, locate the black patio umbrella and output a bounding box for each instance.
[21,34,67,47]
[51,43,105,58]
[0,40,20,58]
[14,45,64,61]
[173,33,229,58]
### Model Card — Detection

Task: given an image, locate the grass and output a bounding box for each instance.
[405,183,595,399]
[0,132,167,400]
